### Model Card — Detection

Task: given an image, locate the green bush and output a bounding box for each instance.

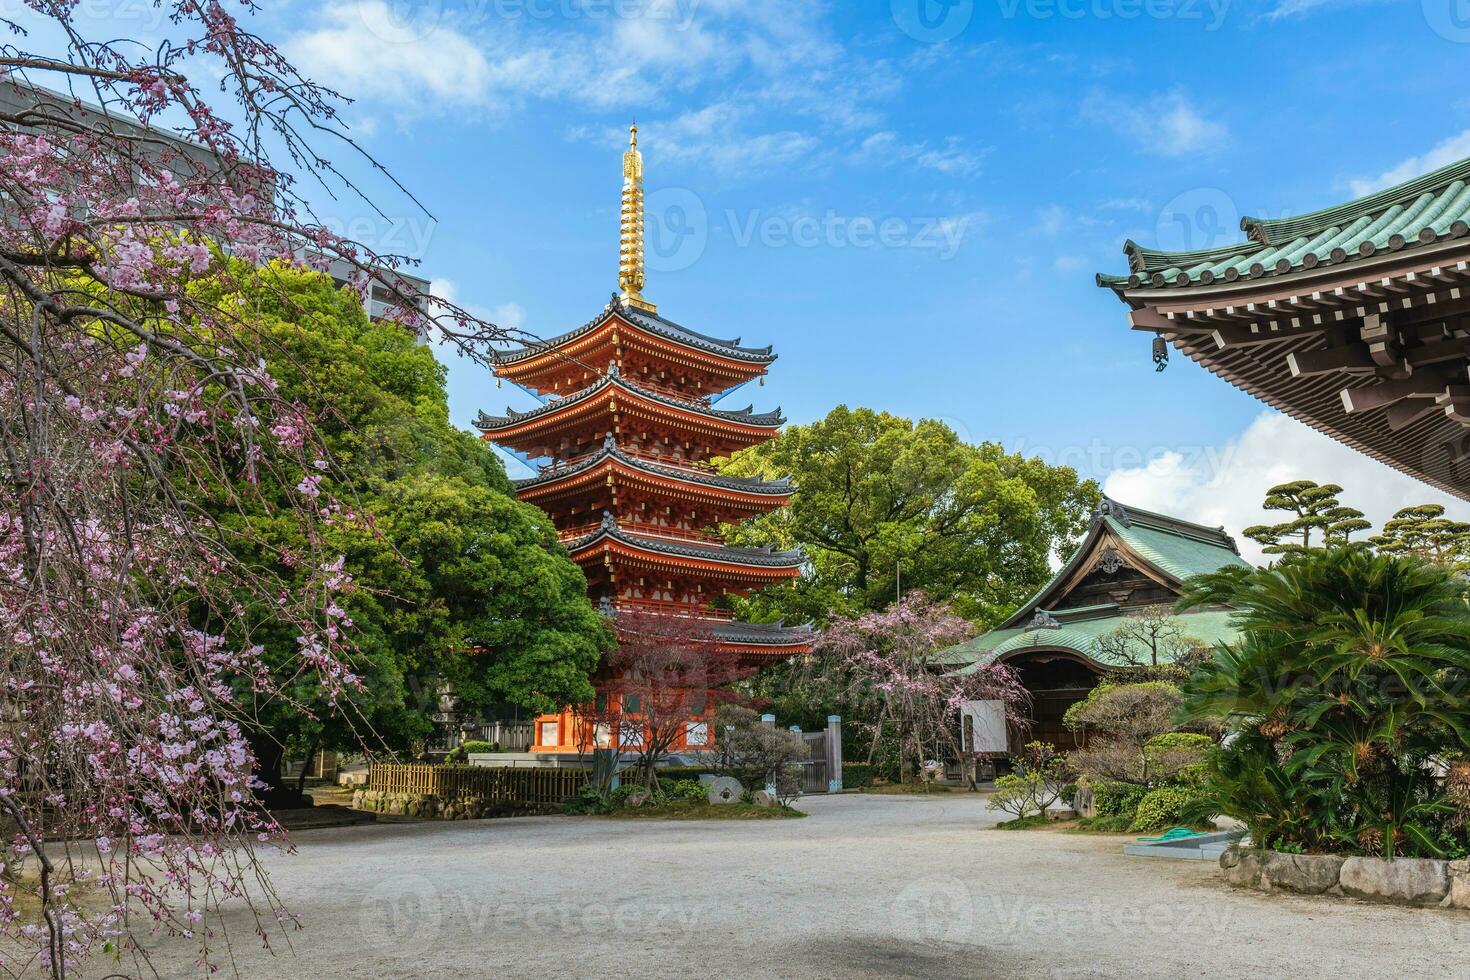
[987,772,1047,819]
[842,763,874,789]
[461,740,500,754]
[1091,780,1147,822]
[1129,785,1201,832]
[1144,733,1213,785]
[658,778,708,802]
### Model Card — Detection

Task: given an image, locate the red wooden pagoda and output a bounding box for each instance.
[478,125,810,753]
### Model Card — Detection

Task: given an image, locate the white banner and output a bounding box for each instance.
[960,700,1008,754]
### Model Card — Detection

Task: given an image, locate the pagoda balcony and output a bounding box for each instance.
[557,519,724,545]
[604,598,736,621]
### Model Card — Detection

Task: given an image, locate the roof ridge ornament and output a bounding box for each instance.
[603,432,617,451]
[618,123,657,314]
[600,510,616,531]
[1097,497,1131,527]
[1029,609,1062,630]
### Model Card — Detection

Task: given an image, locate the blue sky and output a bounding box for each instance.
[43,0,1470,555]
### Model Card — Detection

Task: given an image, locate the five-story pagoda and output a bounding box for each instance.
[478,126,810,754]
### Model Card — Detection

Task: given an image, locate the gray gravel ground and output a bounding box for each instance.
[107,792,1467,979]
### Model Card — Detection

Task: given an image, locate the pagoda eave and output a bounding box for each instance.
[475,374,783,455]
[514,450,793,514]
[565,529,803,584]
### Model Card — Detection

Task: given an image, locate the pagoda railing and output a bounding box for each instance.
[536,444,718,476]
[558,519,724,545]
[607,599,736,621]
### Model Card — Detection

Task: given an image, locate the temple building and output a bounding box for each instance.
[935,498,1247,754]
[478,126,810,755]
[1098,156,1470,499]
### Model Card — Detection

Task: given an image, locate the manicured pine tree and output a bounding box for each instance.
[1243,480,1370,558]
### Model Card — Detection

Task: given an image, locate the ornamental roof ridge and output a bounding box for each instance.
[511,441,797,494]
[710,619,815,645]
[563,513,806,568]
[1098,154,1470,292]
[475,369,786,430]
[488,298,777,366]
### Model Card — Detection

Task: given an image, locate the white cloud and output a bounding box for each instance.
[1052,255,1090,272]
[486,302,527,333]
[286,2,490,106]
[1348,129,1470,196]
[1081,90,1229,158]
[1102,411,1470,564]
[1264,0,1389,20]
[1098,197,1152,213]
[856,131,984,176]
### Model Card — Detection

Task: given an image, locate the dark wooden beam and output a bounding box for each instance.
[1340,375,1449,415]
[1286,343,1376,377]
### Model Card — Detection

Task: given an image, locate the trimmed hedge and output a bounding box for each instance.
[1091,780,1148,821]
[649,766,718,783]
[1129,785,1201,832]
[843,763,874,789]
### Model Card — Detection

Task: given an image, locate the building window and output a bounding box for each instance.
[619,721,643,748]
[623,694,641,715]
[539,721,560,747]
[595,691,608,714]
[685,722,708,747]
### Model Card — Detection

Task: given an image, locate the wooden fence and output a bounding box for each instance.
[368,764,586,804]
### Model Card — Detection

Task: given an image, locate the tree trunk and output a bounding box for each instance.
[295,735,321,800]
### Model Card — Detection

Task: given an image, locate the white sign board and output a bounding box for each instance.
[960,700,1008,754]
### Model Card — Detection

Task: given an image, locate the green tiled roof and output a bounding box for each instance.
[944,606,1241,673]
[995,498,1247,632]
[1098,155,1470,291]
[936,498,1250,673]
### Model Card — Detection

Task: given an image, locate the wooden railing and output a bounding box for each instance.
[612,599,735,620]
[558,519,723,544]
[367,764,586,804]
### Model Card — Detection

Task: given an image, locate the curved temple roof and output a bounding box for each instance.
[515,435,794,495]
[491,295,777,366]
[1099,155,1470,292]
[935,497,1248,672]
[475,365,785,432]
[565,513,806,569]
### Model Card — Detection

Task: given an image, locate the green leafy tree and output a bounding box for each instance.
[193,263,610,794]
[1242,480,1370,558]
[1178,548,1470,857]
[716,405,1098,625]
[1370,504,1470,572]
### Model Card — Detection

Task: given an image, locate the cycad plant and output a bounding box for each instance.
[1178,548,1470,857]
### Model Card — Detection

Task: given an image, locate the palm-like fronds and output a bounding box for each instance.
[1177,547,1470,857]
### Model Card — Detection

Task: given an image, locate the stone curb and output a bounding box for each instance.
[1221,848,1470,909]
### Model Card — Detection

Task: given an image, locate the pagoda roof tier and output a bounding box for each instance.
[710,619,814,650]
[514,435,793,514]
[564,514,804,583]
[492,297,775,396]
[1098,155,1470,499]
[1099,156,1470,292]
[476,366,784,456]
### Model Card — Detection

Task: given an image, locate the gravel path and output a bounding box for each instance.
[109,793,1467,978]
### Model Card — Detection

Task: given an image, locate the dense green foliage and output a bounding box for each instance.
[1129,786,1200,833]
[194,264,610,787]
[717,405,1098,625]
[1371,504,1470,572]
[1178,548,1470,857]
[842,763,875,789]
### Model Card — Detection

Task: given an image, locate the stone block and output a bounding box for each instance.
[1339,857,1449,907]
[706,776,742,804]
[753,790,777,807]
[1261,852,1346,895]
[1446,859,1470,910]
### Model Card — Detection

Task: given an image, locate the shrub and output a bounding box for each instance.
[1091,781,1147,822]
[658,778,707,803]
[1130,786,1202,832]
[705,705,808,790]
[988,772,1047,820]
[655,766,719,783]
[1144,733,1213,785]
[461,740,499,755]
[843,763,874,789]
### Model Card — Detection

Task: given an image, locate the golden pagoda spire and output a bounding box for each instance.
[618,122,656,313]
